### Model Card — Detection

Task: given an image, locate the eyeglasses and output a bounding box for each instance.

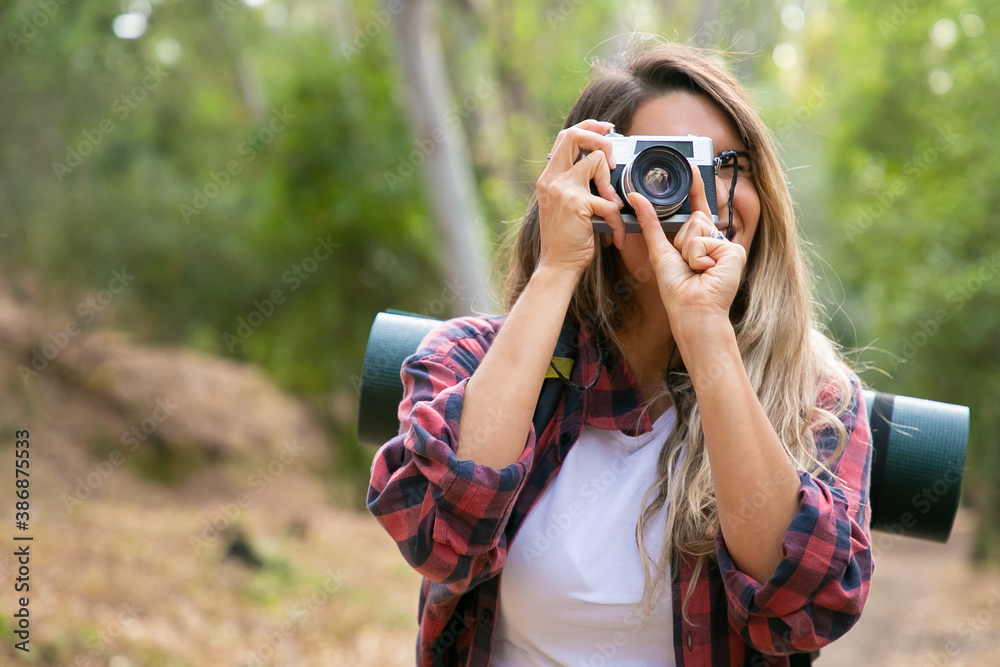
[714,150,753,183]
[712,150,753,241]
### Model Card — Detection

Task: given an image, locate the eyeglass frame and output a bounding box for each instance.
[713,150,753,241]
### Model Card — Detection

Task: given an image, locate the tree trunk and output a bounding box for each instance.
[388,0,495,314]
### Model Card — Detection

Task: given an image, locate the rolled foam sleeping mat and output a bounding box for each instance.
[358,311,969,543]
[863,390,968,542]
[357,311,442,447]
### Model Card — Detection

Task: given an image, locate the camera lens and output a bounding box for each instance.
[642,166,673,197]
[622,146,692,220]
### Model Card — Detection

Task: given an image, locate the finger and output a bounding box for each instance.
[572,119,617,171]
[548,122,617,173]
[599,198,627,249]
[589,194,627,249]
[567,152,626,248]
[573,118,617,136]
[674,213,719,264]
[570,150,624,214]
[682,236,721,271]
[628,192,676,261]
[714,238,747,275]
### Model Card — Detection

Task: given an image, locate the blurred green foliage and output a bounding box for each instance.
[1,0,443,401]
[816,0,1000,559]
[1,0,998,555]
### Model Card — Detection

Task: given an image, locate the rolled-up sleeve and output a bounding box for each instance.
[367,317,536,594]
[717,371,874,654]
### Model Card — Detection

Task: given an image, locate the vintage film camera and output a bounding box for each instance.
[591,133,719,234]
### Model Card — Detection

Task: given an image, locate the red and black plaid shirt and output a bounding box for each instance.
[368,316,873,666]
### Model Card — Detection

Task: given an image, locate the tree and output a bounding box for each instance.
[387,0,495,313]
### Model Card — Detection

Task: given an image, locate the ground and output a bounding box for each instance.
[1,294,998,666]
[0,385,423,666]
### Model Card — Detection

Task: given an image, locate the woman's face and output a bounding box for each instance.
[615,91,761,282]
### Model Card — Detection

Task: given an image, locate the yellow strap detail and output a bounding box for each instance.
[544,357,574,379]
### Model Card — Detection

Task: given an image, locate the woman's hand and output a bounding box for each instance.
[536,119,627,276]
[628,165,747,342]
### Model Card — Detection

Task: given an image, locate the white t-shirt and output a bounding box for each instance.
[492,407,678,666]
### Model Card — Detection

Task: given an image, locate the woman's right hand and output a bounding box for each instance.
[535,119,627,276]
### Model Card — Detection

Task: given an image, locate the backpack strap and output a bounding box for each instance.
[544,356,574,380]
[530,319,582,437]
[790,651,817,665]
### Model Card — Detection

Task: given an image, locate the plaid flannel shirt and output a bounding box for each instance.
[368,315,874,666]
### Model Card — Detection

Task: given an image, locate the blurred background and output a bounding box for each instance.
[1,0,999,664]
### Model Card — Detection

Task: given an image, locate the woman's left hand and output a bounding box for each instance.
[628,165,746,341]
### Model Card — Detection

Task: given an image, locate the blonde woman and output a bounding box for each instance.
[369,42,873,666]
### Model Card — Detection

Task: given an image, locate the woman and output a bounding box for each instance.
[369,41,873,666]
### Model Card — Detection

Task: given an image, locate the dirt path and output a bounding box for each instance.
[0,322,423,666]
[0,435,423,665]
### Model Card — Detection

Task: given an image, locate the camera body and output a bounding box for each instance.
[591,133,718,234]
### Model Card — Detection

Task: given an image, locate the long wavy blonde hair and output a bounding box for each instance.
[498,41,853,625]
